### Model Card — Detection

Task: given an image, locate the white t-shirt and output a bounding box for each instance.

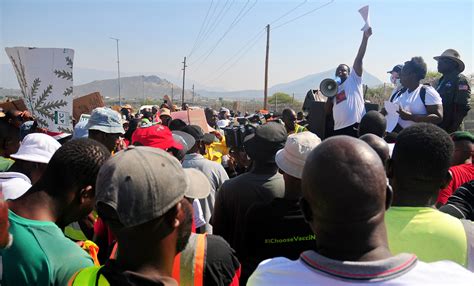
[392,85,442,129]
[193,199,206,229]
[332,70,366,130]
[248,251,474,285]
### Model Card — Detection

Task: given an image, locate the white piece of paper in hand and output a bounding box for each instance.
[358,5,371,31]
[384,101,399,132]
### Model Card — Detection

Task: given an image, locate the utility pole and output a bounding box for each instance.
[181,57,187,107]
[171,86,174,102]
[142,75,145,104]
[264,24,270,111]
[110,37,121,106]
[192,84,195,103]
[292,93,295,104]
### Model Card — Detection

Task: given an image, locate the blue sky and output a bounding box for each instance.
[1,0,472,91]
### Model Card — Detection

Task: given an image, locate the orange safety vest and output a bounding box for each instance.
[70,233,208,286]
[172,233,207,286]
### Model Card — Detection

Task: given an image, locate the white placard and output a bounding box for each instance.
[384,101,400,132]
[358,5,371,32]
[5,47,74,133]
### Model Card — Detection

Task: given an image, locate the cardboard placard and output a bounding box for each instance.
[0,99,28,112]
[171,109,213,133]
[6,47,75,133]
[72,92,104,121]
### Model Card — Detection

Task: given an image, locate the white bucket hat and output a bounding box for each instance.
[10,133,61,164]
[275,131,321,179]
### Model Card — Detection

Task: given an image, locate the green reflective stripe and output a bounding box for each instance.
[179,233,198,285]
[64,222,88,241]
[72,266,109,286]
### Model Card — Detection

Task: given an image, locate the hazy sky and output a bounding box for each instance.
[1,0,472,91]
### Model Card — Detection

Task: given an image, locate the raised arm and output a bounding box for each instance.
[353,28,372,77]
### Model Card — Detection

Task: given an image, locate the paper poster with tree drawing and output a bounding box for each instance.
[5,47,74,133]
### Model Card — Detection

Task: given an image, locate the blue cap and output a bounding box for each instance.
[84,107,125,134]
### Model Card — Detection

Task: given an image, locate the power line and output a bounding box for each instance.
[190,0,234,61]
[269,0,307,26]
[188,0,214,58]
[202,28,265,81]
[197,0,310,79]
[272,0,335,30]
[204,29,265,84]
[190,0,257,68]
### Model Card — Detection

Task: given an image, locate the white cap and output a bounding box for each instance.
[10,133,61,164]
[275,131,321,179]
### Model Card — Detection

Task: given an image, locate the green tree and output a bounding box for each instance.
[268,92,293,104]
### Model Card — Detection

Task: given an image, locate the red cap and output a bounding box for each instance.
[132,125,183,150]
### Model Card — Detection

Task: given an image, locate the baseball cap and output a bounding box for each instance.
[95,146,201,227]
[172,131,196,153]
[10,133,61,164]
[244,122,287,162]
[275,131,321,179]
[182,125,204,141]
[85,107,125,134]
[132,125,183,150]
[387,64,403,74]
[451,131,474,143]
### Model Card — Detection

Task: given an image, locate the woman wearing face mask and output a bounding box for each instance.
[388,64,404,95]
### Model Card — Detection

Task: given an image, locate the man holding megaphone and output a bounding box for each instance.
[324,28,372,137]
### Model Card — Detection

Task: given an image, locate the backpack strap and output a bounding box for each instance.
[420,85,427,106]
[390,87,407,102]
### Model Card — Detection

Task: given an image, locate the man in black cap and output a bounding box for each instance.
[212,122,287,259]
[182,125,229,233]
[434,49,471,133]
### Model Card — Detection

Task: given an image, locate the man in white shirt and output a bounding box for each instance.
[325,28,372,137]
[248,136,474,285]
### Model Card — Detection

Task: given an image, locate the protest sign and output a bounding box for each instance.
[5,47,74,133]
[72,92,104,121]
[0,99,28,112]
[171,109,213,133]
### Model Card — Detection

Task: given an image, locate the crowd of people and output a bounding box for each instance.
[0,28,473,286]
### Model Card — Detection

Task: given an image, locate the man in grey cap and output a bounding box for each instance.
[85,107,125,153]
[69,147,241,285]
[434,49,471,133]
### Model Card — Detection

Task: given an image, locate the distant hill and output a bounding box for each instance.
[1,67,383,102]
[196,69,383,100]
[72,75,191,100]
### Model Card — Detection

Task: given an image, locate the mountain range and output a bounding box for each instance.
[0,64,383,101]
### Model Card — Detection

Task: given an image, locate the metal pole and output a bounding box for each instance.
[192,84,195,103]
[171,86,174,102]
[142,75,145,104]
[110,37,121,106]
[264,24,270,110]
[181,57,187,107]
